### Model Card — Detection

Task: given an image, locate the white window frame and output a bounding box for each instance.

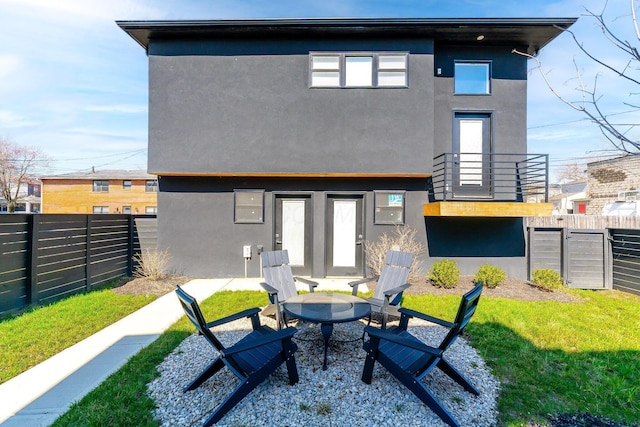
[454,61,492,95]
[145,206,157,214]
[123,180,132,191]
[93,206,109,214]
[309,52,408,88]
[145,179,158,192]
[93,180,109,192]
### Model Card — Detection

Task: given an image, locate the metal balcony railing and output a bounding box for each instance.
[429,153,549,203]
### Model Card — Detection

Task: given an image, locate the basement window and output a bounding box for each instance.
[234,190,264,224]
[374,191,405,225]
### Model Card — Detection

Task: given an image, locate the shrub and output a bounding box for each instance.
[363,225,426,283]
[133,248,171,281]
[474,264,506,289]
[429,259,460,289]
[531,268,564,291]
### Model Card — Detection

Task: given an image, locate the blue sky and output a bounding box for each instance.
[1,0,638,180]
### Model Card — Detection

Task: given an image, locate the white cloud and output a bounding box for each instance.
[0,55,22,80]
[0,110,38,128]
[85,104,147,114]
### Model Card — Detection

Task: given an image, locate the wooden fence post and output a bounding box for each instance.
[127,215,134,277]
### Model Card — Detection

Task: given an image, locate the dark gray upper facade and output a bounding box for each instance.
[119,18,575,279]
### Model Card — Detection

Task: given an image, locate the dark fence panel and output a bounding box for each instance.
[610,228,640,296]
[0,214,157,316]
[0,215,30,313]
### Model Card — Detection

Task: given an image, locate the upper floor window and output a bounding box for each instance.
[310,53,408,88]
[123,180,132,190]
[145,180,158,192]
[93,180,109,192]
[454,61,491,95]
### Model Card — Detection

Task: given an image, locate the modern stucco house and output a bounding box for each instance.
[118,18,574,279]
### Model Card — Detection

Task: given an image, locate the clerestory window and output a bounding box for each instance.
[310,53,408,88]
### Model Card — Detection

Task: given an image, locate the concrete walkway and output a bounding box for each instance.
[0,277,356,427]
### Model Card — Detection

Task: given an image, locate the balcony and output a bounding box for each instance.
[425,153,552,217]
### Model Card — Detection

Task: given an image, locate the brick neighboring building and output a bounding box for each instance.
[586,155,640,215]
[41,170,158,214]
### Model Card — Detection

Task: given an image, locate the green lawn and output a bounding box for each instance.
[0,288,156,384]
[9,287,637,427]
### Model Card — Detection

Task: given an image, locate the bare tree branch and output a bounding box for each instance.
[514,1,640,155]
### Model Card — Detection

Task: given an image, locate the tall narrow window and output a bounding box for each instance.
[345,56,373,87]
[378,55,407,87]
[454,62,491,94]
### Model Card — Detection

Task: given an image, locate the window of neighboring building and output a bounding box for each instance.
[123,180,132,190]
[145,206,157,214]
[234,190,264,223]
[93,206,109,214]
[374,191,405,225]
[577,202,587,214]
[93,180,109,192]
[454,61,491,94]
[145,180,158,192]
[310,53,408,88]
[122,206,132,214]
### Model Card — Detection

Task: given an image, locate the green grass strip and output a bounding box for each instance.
[0,288,155,384]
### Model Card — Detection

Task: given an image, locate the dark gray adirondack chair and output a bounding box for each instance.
[260,249,318,328]
[361,284,483,427]
[175,285,299,426]
[349,250,413,328]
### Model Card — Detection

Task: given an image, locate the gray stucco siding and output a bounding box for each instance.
[432,47,528,158]
[148,38,435,175]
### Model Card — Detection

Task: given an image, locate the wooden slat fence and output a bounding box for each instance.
[610,228,640,296]
[0,214,157,315]
[526,215,640,230]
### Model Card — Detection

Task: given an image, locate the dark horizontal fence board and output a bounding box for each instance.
[0,268,27,285]
[1,251,28,272]
[37,256,87,275]
[91,250,129,265]
[611,228,640,295]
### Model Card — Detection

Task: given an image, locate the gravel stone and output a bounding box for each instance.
[148,316,500,427]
